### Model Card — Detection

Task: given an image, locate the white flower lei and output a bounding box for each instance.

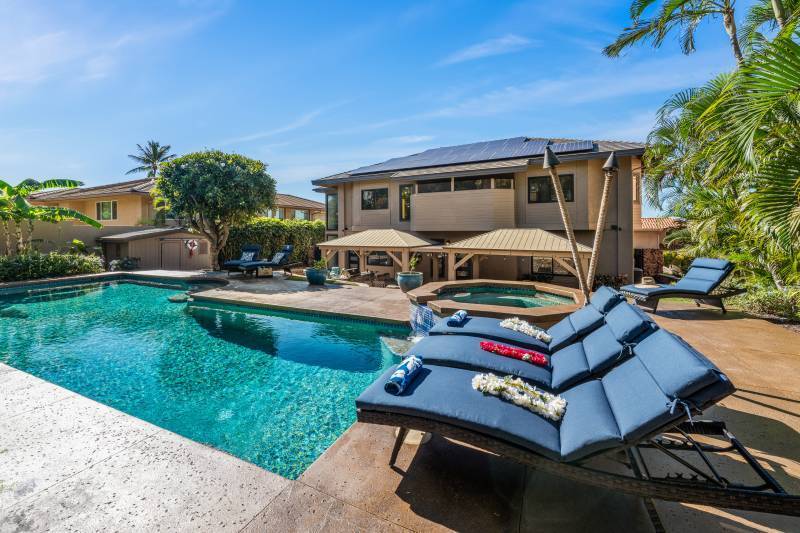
[499,317,552,343]
[472,373,566,421]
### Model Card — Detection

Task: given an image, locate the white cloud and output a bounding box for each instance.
[438,34,534,66]
[220,109,328,145]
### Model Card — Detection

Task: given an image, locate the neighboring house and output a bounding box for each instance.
[265,193,325,221]
[634,217,683,249]
[311,136,646,283]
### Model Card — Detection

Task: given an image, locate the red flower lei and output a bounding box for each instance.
[480,341,548,367]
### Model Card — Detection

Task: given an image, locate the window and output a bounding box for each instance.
[361,188,389,210]
[348,251,359,270]
[326,193,338,230]
[293,209,309,220]
[527,174,574,203]
[266,207,285,219]
[530,257,571,275]
[366,252,393,267]
[96,201,117,221]
[454,176,491,191]
[417,178,451,194]
[494,176,514,189]
[399,184,413,221]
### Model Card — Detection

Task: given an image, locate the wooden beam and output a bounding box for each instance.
[401,249,410,272]
[473,255,480,278]
[447,252,456,281]
[554,256,579,278]
[358,249,366,272]
[454,253,474,270]
[385,250,402,267]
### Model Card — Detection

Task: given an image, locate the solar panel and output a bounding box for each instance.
[348,137,595,175]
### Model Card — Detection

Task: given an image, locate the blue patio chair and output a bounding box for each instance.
[222,244,262,275]
[620,257,744,313]
[356,329,800,516]
[429,286,626,352]
[238,245,296,277]
[411,301,656,391]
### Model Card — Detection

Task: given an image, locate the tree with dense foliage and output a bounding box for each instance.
[0,178,101,254]
[154,151,277,269]
[127,140,176,177]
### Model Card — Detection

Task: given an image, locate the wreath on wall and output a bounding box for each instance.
[185,239,199,257]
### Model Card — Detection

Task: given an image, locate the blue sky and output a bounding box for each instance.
[1,0,745,215]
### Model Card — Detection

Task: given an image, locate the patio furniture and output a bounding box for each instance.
[356,329,800,516]
[620,257,745,313]
[237,245,295,277]
[429,286,626,352]
[410,302,657,391]
[222,244,262,275]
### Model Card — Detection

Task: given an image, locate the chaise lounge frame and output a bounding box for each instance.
[624,286,747,314]
[357,410,800,517]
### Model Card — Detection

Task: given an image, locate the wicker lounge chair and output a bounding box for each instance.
[410,302,657,391]
[429,286,626,352]
[357,330,800,516]
[621,258,745,313]
[222,244,262,275]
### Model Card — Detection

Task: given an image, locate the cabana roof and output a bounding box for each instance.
[442,228,591,256]
[319,229,432,250]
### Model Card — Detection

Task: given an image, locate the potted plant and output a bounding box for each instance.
[396,254,423,292]
[305,258,328,286]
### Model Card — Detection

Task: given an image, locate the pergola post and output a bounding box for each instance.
[401,249,410,272]
[473,255,480,278]
[447,252,456,281]
[544,146,590,302]
[358,249,366,273]
[586,152,618,291]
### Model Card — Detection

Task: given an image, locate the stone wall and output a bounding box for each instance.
[640,248,663,277]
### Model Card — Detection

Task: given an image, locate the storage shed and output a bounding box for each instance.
[98,227,212,271]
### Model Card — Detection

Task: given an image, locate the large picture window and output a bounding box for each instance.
[416,178,451,194]
[326,193,338,230]
[361,188,389,210]
[528,174,574,203]
[266,207,285,219]
[293,209,309,220]
[366,252,393,267]
[399,184,413,221]
[96,201,118,221]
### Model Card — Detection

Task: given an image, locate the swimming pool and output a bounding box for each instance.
[438,286,574,309]
[0,281,407,479]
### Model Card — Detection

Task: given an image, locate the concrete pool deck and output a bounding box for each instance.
[1,279,799,531]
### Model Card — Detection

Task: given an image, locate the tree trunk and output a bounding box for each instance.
[586,171,614,291]
[767,262,785,291]
[546,167,590,302]
[722,5,744,66]
[2,220,10,256]
[14,221,23,253]
[772,0,786,29]
[27,220,34,249]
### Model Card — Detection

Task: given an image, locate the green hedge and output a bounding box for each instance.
[221,218,325,265]
[0,251,104,282]
[729,286,800,320]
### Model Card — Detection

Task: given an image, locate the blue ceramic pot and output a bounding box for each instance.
[305,268,328,286]
[396,271,423,293]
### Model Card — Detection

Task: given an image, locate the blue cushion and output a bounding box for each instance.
[634,330,723,399]
[549,343,590,391]
[547,316,578,351]
[589,286,625,313]
[559,380,622,461]
[690,257,731,271]
[568,305,604,337]
[604,303,653,343]
[405,335,552,387]
[684,266,726,283]
[429,317,552,353]
[620,284,671,297]
[356,365,561,460]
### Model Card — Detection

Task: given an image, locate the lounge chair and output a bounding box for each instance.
[357,330,799,516]
[621,257,745,313]
[222,244,262,275]
[237,245,295,277]
[429,286,626,352]
[409,301,657,391]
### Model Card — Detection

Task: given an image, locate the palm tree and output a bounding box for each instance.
[603,0,745,65]
[126,141,176,178]
[0,179,102,254]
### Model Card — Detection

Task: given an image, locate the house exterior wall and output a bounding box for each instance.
[124,232,212,270]
[32,194,150,227]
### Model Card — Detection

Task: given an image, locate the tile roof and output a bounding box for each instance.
[29,179,154,200]
[97,227,191,242]
[639,217,683,231]
[275,193,324,210]
[312,136,645,185]
[318,229,432,249]
[443,228,591,254]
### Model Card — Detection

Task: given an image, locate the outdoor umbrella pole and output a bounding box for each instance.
[543,146,590,302]
[586,152,619,291]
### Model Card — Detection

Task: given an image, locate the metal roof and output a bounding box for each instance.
[98,227,192,242]
[275,193,324,210]
[443,228,591,254]
[311,136,645,186]
[318,229,431,249]
[29,179,153,200]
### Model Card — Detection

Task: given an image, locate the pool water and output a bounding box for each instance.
[439,286,573,308]
[0,281,407,479]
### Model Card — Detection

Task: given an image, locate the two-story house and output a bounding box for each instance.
[312,136,646,284]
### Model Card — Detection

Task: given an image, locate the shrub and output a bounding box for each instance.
[729,286,800,320]
[662,250,693,273]
[0,251,104,282]
[221,217,325,265]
